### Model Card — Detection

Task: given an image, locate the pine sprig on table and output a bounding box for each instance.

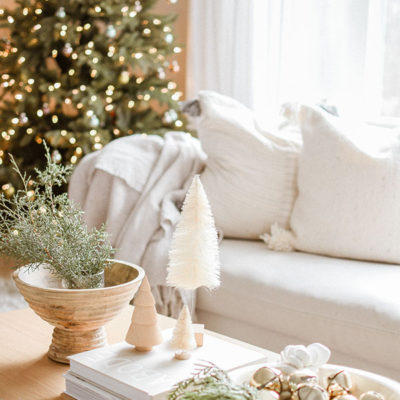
[168,362,258,400]
[0,143,114,288]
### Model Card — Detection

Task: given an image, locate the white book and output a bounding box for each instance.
[65,372,127,400]
[67,329,269,400]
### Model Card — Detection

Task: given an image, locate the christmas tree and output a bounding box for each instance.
[170,305,196,360]
[167,175,221,290]
[0,0,185,196]
[125,276,163,352]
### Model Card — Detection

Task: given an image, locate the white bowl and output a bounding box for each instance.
[229,363,400,400]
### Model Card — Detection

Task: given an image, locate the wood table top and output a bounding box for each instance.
[0,306,276,399]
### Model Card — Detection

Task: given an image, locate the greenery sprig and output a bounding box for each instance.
[168,362,258,400]
[0,143,114,288]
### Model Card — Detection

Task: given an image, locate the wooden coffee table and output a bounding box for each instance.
[0,306,277,400]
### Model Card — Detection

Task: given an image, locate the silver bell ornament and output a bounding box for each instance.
[360,391,385,400]
[258,390,279,400]
[333,395,358,400]
[289,369,318,392]
[326,370,352,397]
[297,384,329,400]
[250,366,282,392]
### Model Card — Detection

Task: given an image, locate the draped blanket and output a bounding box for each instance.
[68,132,207,316]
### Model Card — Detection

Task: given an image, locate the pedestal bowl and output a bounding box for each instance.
[13,260,144,364]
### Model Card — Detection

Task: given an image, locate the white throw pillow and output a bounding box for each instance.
[197,90,301,239]
[291,104,400,263]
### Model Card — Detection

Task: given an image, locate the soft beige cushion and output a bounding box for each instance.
[198,91,301,239]
[291,105,400,263]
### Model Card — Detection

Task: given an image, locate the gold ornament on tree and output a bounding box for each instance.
[125,276,163,352]
[119,70,130,84]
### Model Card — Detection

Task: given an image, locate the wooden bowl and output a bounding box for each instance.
[13,260,144,364]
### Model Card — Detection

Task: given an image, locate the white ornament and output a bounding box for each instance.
[56,7,66,18]
[19,112,28,124]
[327,370,352,392]
[275,343,331,374]
[334,396,357,400]
[158,68,166,79]
[163,109,178,124]
[165,33,174,43]
[167,175,220,290]
[360,392,385,400]
[62,43,73,57]
[106,25,116,38]
[259,391,279,400]
[90,115,100,127]
[289,369,318,389]
[134,1,142,12]
[297,384,329,400]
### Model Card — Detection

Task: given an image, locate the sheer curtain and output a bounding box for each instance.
[187,0,391,122]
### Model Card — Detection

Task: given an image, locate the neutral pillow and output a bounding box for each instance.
[291,104,400,264]
[197,90,301,239]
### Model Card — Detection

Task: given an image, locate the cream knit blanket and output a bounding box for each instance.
[68,131,206,316]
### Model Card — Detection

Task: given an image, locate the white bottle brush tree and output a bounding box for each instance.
[167,175,221,359]
[125,276,163,352]
[170,305,197,360]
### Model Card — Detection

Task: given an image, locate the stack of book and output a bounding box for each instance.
[64,329,268,400]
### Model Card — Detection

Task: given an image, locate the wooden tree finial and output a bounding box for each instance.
[125,276,163,352]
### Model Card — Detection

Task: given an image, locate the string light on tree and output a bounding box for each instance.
[0,0,185,195]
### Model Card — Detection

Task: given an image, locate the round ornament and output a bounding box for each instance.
[134,1,142,12]
[297,383,329,400]
[119,71,130,84]
[360,391,385,400]
[56,7,66,18]
[250,366,282,392]
[326,370,352,397]
[52,150,62,163]
[62,43,73,57]
[106,25,117,38]
[157,68,166,79]
[333,395,358,400]
[90,115,100,127]
[259,390,279,400]
[4,184,15,198]
[289,369,318,391]
[19,112,28,124]
[162,109,178,124]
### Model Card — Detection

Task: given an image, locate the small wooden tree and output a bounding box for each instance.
[125,276,162,352]
[170,305,197,360]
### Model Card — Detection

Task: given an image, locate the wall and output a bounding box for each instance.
[154,0,189,98]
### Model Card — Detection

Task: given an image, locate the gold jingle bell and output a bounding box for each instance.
[289,369,318,392]
[327,370,352,392]
[258,390,280,400]
[251,366,282,392]
[297,383,329,400]
[360,391,385,400]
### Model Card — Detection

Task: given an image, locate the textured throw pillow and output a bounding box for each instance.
[291,104,400,264]
[197,90,301,239]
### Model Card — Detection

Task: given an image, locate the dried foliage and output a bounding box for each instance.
[169,362,257,400]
